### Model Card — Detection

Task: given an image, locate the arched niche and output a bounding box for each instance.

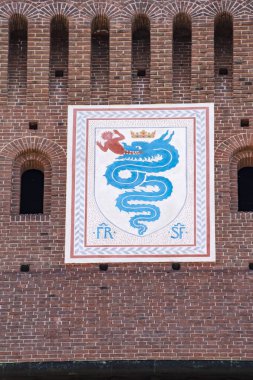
[49,14,69,103]
[214,12,233,98]
[132,13,150,104]
[173,12,192,102]
[8,14,28,103]
[91,14,110,104]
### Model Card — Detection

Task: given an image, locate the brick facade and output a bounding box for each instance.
[1,0,253,363]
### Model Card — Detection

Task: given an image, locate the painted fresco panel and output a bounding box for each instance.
[65,104,215,263]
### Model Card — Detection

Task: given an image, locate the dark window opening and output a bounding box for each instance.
[238,167,253,211]
[99,264,109,271]
[55,70,64,78]
[29,121,38,130]
[172,263,181,271]
[240,118,249,128]
[137,69,146,77]
[219,67,228,75]
[20,264,30,272]
[20,169,44,214]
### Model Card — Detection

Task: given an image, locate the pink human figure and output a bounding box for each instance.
[96,129,125,155]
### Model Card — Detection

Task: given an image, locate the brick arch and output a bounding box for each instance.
[0,2,38,19]
[132,12,150,32]
[39,1,80,19]
[214,11,233,33]
[203,0,247,18]
[91,13,109,32]
[79,1,121,20]
[0,137,66,162]
[11,151,52,215]
[216,134,253,212]
[164,1,203,19]
[17,152,51,174]
[215,133,253,160]
[236,151,253,171]
[0,137,65,216]
[122,0,162,20]
[244,1,253,16]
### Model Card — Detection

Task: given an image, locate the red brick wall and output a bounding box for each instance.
[1,0,253,363]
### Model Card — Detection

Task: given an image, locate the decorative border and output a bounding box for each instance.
[65,104,215,263]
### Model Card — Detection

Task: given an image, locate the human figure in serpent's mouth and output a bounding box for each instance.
[96,129,125,154]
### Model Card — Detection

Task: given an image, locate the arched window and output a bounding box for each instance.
[49,15,69,103]
[238,167,253,211]
[132,14,150,103]
[11,152,52,216]
[20,169,44,214]
[91,14,109,104]
[8,14,28,102]
[230,150,253,212]
[214,13,233,98]
[173,13,191,102]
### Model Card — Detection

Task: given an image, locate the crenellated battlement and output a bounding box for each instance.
[0,0,248,107]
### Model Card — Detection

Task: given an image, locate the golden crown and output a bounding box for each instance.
[131,130,156,138]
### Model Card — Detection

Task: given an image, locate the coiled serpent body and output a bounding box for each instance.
[105,131,179,235]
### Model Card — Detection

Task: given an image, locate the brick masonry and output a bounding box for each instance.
[1,0,253,363]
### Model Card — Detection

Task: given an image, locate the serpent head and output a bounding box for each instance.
[119,131,175,162]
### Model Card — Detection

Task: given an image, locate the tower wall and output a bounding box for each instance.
[1,0,253,362]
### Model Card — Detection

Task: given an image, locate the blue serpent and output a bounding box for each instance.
[105,131,179,235]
